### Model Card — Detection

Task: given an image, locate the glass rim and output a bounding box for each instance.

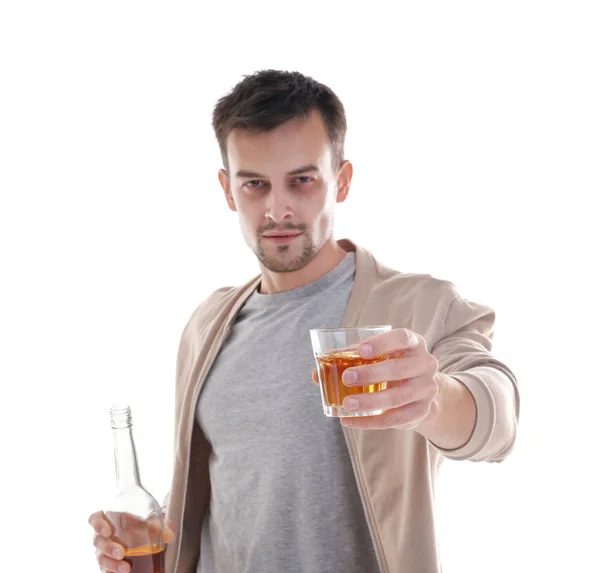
[310,324,391,334]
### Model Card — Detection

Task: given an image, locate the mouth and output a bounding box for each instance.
[263,232,302,245]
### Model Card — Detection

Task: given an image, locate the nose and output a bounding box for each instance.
[265,187,293,223]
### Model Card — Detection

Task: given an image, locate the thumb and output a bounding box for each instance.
[311,369,319,385]
[163,519,177,543]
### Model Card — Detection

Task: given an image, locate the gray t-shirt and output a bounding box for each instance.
[195,252,380,573]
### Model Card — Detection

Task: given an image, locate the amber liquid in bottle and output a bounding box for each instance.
[123,544,165,573]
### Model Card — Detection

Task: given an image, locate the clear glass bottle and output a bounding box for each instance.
[104,405,166,573]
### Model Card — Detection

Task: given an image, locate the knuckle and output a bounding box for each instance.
[92,533,102,549]
[429,380,439,399]
[383,412,399,429]
[392,359,406,378]
[96,549,108,566]
[90,517,107,536]
[394,386,409,407]
[97,552,119,572]
[107,540,118,556]
[98,537,121,559]
[428,354,438,372]
[95,536,109,554]
[360,394,375,411]
[417,401,431,417]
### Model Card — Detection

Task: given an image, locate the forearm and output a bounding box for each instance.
[416,372,477,450]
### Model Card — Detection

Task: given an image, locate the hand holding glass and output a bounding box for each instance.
[310,325,391,417]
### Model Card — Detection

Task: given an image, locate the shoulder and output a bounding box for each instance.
[183,286,239,334]
[373,259,460,311]
[173,285,244,366]
[368,257,495,339]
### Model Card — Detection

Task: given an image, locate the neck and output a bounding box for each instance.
[113,426,142,489]
[258,237,347,294]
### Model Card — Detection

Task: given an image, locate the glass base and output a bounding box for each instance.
[323,404,384,418]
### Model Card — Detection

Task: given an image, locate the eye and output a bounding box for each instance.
[293,176,314,184]
[244,180,267,189]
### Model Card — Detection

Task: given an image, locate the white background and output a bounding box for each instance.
[1,1,598,572]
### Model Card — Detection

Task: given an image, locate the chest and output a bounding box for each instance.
[196,297,350,454]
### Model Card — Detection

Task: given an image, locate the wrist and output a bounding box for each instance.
[415,372,477,450]
[415,373,445,437]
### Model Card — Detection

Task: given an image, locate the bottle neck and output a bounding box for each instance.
[113,426,142,489]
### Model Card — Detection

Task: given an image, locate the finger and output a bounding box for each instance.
[342,376,435,414]
[358,328,424,359]
[311,369,319,385]
[118,512,144,529]
[162,521,176,544]
[96,548,130,573]
[89,511,112,537]
[342,353,437,386]
[146,513,164,536]
[105,511,157,547]
[93,533,125,561]
[111,511,152,538]
[341,400,430,431]
[103,511,143,532]
[146,514,176,544]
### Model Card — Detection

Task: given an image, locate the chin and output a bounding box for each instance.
[256,239,317,273]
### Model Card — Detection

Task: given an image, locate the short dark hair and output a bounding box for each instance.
[212,69,347,173]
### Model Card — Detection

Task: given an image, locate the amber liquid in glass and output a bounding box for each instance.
[316,350,388,407]
[123,544,165,573]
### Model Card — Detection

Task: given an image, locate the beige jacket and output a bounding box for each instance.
[162,239,520,573]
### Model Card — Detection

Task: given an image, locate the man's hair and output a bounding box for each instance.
[212,69,347,173]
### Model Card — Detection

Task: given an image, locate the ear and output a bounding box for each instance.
[335,160,353,203]
[218,169,237,212]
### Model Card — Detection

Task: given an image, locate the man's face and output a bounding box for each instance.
[218,111,351,272]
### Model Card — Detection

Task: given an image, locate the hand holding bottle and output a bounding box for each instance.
[91,405,175,573]
[89,510,176,573]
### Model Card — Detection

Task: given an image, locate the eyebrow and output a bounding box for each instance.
[235,164,320,179]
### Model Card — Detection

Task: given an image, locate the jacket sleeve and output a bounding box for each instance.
[428,293,520,462]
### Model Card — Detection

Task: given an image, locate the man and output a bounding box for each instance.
[90,69,520,573]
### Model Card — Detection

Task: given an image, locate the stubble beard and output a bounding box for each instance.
[255,232,318,273]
